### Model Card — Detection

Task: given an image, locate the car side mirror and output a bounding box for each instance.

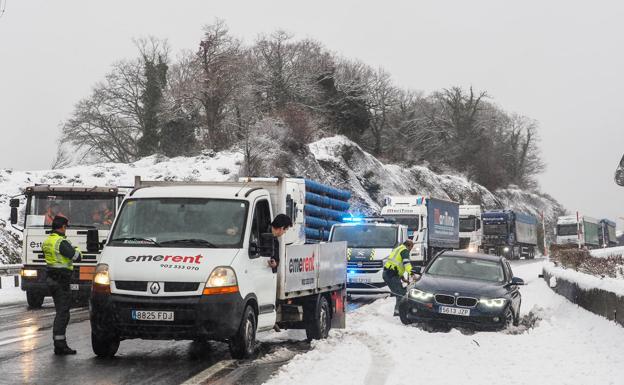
[87,229,100,252]
[506,277,525,287]
[9,198,20,208]
[10,207,18,225]
[411,265,422,275]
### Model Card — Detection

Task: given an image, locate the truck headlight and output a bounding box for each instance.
[93,264,111,294]
[468,245,477,253]
[480,298,506,307]
[408,288,434,302]
[20,269,38,278]
[204,267,239,295]
[503,247,510,253]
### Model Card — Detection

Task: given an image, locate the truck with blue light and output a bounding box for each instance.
[381,196,460,264]
[482,210,538,259]
[329,220,409,295]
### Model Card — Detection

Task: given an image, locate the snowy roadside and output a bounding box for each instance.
[0,276,25,306]
[544,262,624,297]
[264,261,624,385]
[591,246,624,258]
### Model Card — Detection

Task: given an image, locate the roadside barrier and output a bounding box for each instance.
[542,267,624,327]
[0,264,22,289]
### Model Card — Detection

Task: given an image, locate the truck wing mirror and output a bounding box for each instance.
[10,208,18,225]
[87,229,100,252]
[9,198,20,208]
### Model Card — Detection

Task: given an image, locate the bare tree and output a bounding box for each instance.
[365,68,399,156]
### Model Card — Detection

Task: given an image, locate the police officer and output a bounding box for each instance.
[44,216,82,355]
[382,240,415,316]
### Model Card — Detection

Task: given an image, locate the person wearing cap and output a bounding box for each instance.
[267,214,293,273]
[43,216,82,355]
[383,240,415,316]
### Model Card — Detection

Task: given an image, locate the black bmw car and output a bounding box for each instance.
[399,251,524,329]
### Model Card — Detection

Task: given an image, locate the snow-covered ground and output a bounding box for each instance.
[544,262,624,297]
[591,246,624,259]
[0,276,24,305]
[265,261,624,385]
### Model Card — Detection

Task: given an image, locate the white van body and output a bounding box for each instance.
[459,205,483,252]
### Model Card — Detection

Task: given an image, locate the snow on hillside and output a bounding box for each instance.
[0,136,564,263]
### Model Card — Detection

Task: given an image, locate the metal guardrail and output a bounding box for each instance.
[0,264,22,289]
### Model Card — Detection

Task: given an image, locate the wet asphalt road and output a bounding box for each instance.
[0,295,378,385]
[0,258,541,385]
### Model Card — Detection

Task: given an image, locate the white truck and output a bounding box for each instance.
[381,196,460,265]
[556,214,600,249]
[90,177,348,358]
[459,205,483,252]
[328,219,409,295]
[9,185,126,308]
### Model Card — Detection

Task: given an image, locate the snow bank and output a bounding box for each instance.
[544,262,624,297]
[265,261,624,385]
[0,276,24,305]
[591,246,624,259]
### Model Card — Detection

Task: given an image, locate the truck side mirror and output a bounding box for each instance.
[9,198,20,208]
[10,208,18,225]
[87,229,100,252]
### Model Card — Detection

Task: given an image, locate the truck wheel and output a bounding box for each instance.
[228,305,257,359]
[91,332,120,358]
[305,296,331,341]
[26,291,44,309]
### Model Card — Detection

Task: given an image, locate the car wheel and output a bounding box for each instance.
[513,302,521,327]
[92,332,120,358]
[399,303,412,325]
[504,307,514,328]
[229,305,257,359]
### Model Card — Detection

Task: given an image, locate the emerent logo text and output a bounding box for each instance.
[125,255,203,264]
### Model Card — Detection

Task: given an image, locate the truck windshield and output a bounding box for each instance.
[330,225,398,248]
[557,224,578,236]
[427,256,504,283]
[29,194,117,229]
[483,223,507,235]
[383,216,419,232]
[459,217,479,232]
[110,198,248,248]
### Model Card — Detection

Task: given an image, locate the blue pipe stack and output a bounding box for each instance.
[304,179,351,242]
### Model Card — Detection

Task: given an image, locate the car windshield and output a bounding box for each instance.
[460,217,478,232]
[109,198,248,248]
[330,225,397,248]
[384,216,419,232]
[427,255,505,283]
[557,224,578,236]
[483,223,507,235]
[29,194,117,230]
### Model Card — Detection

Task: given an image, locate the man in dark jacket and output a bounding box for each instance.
[267,214,293,273]
[43,216,82,355]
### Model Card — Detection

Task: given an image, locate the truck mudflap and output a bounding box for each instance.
[330,286,346,329]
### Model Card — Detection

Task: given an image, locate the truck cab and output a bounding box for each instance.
[9,185,125,308]
[459,205,483,252]
[329,219,408,295]
[556,214,600,249]
[90,177,348,359]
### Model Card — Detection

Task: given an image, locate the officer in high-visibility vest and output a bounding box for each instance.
[44,216,82,355]
[382,240,415,316]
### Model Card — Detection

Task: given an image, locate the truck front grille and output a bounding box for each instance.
[164,282,200,292]
[114,281,200,292]
[115,281,148,291]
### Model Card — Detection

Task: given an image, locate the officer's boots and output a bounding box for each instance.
[54,339,77,355]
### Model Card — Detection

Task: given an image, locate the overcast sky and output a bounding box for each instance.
[1,0,623,221]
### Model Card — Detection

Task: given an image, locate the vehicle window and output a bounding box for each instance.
[557,224,577,236]
[460,217,478,232]
[426,255,505,283]
[383,216,419,232]
[250,200,271,246]
[505,261,513,281]
[31,194,117,230]
[330,225,398,248]
[109,198,248,248]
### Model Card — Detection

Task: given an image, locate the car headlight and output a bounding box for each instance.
[480,298,507,307]
[20,269,38,278]
[409,288,434,302]
[204,267,239,295]
[93,264,110,285]
[503,247,510,252]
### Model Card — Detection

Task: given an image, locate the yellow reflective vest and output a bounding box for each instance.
[384,244,412,276]
[43,232,78,271]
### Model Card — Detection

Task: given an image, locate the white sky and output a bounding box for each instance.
[0,0,623,220]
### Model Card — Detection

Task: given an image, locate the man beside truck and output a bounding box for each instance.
[44,216,82,355]
[383,240,415,316]
[268,214,293,272]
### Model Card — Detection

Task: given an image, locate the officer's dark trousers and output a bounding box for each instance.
[46,269,72,340]
[382,268,405,311]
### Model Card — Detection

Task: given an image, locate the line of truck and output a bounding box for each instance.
[555,214,618,249]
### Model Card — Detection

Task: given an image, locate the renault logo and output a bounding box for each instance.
[357,262,363,267]
[150,282,161,294]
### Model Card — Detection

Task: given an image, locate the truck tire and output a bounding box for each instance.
[305,295,331,341]
[228,305,257,359]
[26,291,44,309]
[91,332,120,358]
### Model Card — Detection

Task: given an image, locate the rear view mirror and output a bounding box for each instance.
[87,229,100,253]
[10,208,18,225]
[9,198,20,208]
